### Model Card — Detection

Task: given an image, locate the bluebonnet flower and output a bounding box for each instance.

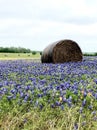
[88,105,93,110]
[23,118,27,124]
[82,99,86,106]
[7,96,13,101]
[79,107,83,113]
[93,116,97,121]
[25,86,30,91]
[63,97,67,103]
[69,96,72,101]
[91,111,96,115]
[24,93,29,101]
[55,101,61,106]
[37,94,42,98]
[51,103,55,108]
[10,89,17,94]
[73,89,78,95]
[60,105,64,110]
[67,101,72,107]
[74,123,78,130]
[94,93,97,99]
[2,87,8,94]
[83,91,87,97]
[56,86,60,90]
[0,83,3,88]
[20,92,24,98]
[94,79,97,84]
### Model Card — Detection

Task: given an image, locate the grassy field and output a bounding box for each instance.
[0,56,97,129]
[0,53,41,60]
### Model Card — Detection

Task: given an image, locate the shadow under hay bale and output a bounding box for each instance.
[41,39,83,63]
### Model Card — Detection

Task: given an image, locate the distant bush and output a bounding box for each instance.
[40,52,42,55]
[28,55,30,57]
[4,54,8,57]
[32,51,37,55]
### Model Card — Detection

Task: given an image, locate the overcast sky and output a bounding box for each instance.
[0,0,97,52]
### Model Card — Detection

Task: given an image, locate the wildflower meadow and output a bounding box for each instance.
[0,56,97,130]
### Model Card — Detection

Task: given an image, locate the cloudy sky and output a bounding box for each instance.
[0,0,97,52]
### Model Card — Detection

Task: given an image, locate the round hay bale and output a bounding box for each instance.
[41,39,83,63]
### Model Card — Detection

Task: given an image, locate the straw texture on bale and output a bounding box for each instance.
[41,39,83,63]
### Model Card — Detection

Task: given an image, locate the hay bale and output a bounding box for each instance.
[41,39,83,63]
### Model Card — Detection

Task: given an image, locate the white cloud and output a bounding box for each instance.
[0,0,97,52]
[0,18,31,27]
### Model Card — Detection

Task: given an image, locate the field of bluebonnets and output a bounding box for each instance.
[0,56,97,130]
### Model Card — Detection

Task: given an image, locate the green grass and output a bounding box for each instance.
[0,99,97,130]
[0,53,40,60]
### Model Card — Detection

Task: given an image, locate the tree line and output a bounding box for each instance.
[83,52,97,56]
[0,47,34,53]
